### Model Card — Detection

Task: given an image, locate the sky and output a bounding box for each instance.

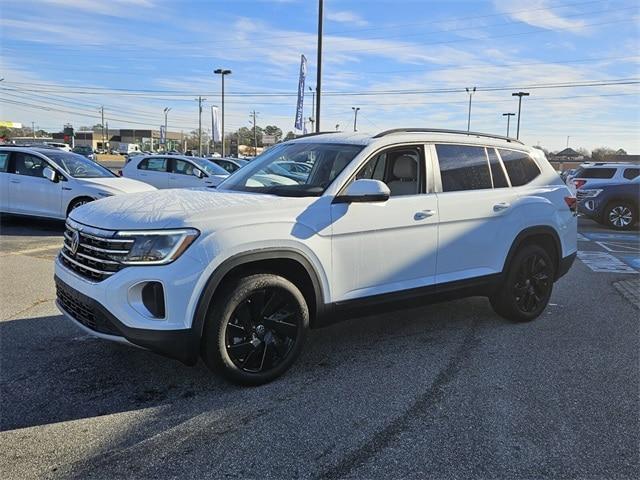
[0,0,639,152]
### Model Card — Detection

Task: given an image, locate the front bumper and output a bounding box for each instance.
[55,275,198,364]
[556,252,577,280]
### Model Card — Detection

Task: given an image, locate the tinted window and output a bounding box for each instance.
[217,160,238,173]
[171,159,195,175]
[13,153,49,178]
[436,144,492,192]
[355,146,422,196]
[498,149,541,186]
[0,152,8,172]
[578,168,616,179]
[45,151,114,178]
[623,168,639,180]
[138,157,166,172]
[487,148,509,188]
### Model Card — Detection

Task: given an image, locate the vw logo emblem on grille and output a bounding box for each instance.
[70,230,80,256]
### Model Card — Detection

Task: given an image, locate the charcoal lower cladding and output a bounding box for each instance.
[56,280,119,335]
[60,220,133,281]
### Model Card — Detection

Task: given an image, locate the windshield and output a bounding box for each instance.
[192,157,229,176]
[219,142,363,197]
[45,151,116,178]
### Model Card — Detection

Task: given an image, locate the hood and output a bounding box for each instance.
[79,176,157,194]
[69,188,315,231]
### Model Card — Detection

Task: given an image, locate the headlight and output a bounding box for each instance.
[580,189,602,198]
[116,228,199,265]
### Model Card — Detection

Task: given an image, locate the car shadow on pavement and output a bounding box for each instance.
[0,214,66,236]
[0,297,501,434]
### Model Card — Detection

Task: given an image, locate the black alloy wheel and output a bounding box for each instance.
[490,244,555,322]
[225,288,299,373]
[203,274,309,385]
[512,253,552,314]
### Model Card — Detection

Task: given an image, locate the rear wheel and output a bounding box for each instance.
[490,244,555,322]
[202,274,309,385]
[602,201,636,230]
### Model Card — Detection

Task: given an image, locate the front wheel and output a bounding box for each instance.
[67,197,92,216]
[603,201,637,230]
[490,245,555,322]
[202,274,309,385]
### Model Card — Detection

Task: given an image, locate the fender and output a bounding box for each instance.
[190,248,326,342]
[502,226,562,279]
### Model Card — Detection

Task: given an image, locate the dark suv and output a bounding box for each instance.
[578,178,640,230]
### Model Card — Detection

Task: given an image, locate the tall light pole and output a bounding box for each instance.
[315,0,323,132]
[512,91,530,140]
[196,96,206,156]
[502,112,515,137]
[352,107,360,132]
[250,111,259,156]
[214,68,232,156]
[308,86,316,132]
[99,106,105,151]
[465,87,476,133]
[163,107,171,151]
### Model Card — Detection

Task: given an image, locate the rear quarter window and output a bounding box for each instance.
[498,149,541,186]
[0,152,8,172]
[623,168,639,180]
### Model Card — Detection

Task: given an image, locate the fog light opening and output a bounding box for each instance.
[142,282,165,319]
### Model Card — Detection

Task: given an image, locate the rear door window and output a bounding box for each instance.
[435,144,492,192]
[486,148,509,188]
[138,157,167,172]
[623,168,639,180]
[497,149,541,186]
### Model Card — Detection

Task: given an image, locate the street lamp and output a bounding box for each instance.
[465,87,476,133]
[502,112,515,137]
[352,107,360,132]
[308,86,316,131]
[316,0,324,131]
[163,107,171,151]
[512,91,530,139]
[214,68,232,156]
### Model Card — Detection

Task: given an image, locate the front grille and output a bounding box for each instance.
[56,281,119,335]
[576,190,588,201]
[59,219,134,282]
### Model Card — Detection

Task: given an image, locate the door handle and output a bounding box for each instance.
[414,210,436,220]
[493,202,511,212]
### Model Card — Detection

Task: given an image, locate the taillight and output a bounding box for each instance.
[564,196,577,214]
[573,179,586,189]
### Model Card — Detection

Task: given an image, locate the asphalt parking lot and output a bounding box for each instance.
[1,215,638,479]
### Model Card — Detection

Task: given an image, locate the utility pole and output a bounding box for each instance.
[105,121,109,152]
[31,121,36,139]
[99,106,105,151]
[196,96,205,156]
[502,112,515,137]
[465,87,476,133]
[512,91,530,140]
[566,136,570,148]
[164,107,171,152]
[214,68,232,157]
[308,86,316,131]
[250,110,259,156]
[352,107,360,132]
[315,0,323,132]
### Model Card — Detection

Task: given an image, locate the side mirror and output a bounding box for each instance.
[194,169,204,178]
[333,179,390,204]
[42,167,58,183]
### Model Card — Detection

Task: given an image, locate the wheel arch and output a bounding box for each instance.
[503,226,562,280]
[192,248,327,344]
[66,195,95,216]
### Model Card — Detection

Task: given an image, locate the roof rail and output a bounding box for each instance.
[0,143,59,148]
[293,131,340,139]
[372,128,524,145]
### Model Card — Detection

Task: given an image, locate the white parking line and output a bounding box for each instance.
[577,251,638,274]
[0,244,61,257]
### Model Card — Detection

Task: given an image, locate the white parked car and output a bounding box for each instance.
[43,142,72,152]
[570,163,639,189]
[122,155,228,189]
[55,129,577,385]
[0,146,155,219]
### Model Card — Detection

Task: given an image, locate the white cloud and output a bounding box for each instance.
[493,0,587,33]
[327,10,369,27]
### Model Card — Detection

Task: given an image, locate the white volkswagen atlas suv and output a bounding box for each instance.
[55,128,578,385]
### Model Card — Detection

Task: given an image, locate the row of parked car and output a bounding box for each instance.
[561,162,639,230]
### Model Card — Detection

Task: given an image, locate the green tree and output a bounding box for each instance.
[591,147,616,162]
[284,131,296,141]
[263,125,283,140]
[0,126,12,140]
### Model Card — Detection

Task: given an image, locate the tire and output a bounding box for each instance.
[202,274,309,385]
[490,244,556,322]
[602,201,637,230]
[67,197,93,216]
